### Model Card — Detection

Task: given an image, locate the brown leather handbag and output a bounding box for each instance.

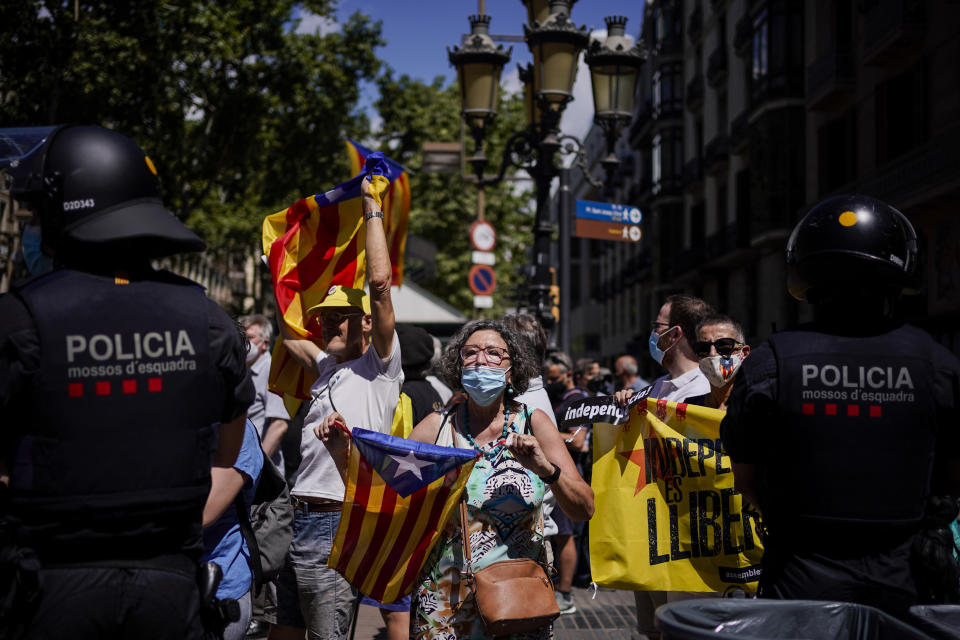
[459,501,560,636]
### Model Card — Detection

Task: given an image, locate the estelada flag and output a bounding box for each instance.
[345,138,410,287]
[261,152,397,409]
[328,428,478,603]
[589,397,764,593]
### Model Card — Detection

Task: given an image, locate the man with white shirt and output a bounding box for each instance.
[633,294,714,639]
[647,294,713,403]
[267,176,402,640]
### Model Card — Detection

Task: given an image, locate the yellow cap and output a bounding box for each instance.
[306,285,371,316]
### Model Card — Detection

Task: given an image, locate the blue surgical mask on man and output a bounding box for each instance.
[21,225,53,275]
[648,327,676,365]
[461,365,510,406]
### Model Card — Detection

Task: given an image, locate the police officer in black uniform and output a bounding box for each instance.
[0,125,254,639]
[720,194,960,618]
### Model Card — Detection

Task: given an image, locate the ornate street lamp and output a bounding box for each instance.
[586,16,646,185]
[524,0,589,136]
[447,3,636,332]
[448,14,512,180]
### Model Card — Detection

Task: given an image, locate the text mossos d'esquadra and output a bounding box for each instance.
[800,363,915,402]
[65,330,197,378]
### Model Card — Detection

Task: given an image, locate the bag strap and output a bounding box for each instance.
[235,493,264,594]
[459,500,473,576]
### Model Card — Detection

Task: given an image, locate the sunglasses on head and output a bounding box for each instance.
[694,338,745,358]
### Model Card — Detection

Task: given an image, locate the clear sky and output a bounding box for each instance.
[297,1,644,139]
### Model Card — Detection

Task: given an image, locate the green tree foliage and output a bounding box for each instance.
[0,0,383,255]
[375,72,534,316]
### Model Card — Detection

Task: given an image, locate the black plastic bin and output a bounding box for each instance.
[909,605,960,640]
[655,599,933,640]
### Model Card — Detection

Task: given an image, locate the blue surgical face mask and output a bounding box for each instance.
[461,365,509,406]
[648,327,676,365]
[21,225,53,275]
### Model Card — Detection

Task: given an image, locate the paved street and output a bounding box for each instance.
[352,586,641,640]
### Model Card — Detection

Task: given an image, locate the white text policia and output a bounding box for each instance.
[65,330,196,363]
[800,364,915,402]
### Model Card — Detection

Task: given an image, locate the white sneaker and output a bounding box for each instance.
[555,591,576,615]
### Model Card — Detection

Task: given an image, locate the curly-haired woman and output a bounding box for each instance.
[407,319,594,639]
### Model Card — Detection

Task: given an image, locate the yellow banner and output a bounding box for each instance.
[590,397,763,593]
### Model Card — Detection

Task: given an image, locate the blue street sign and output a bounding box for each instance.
[575,200,643,225]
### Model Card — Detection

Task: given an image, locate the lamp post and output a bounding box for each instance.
[448,2,643,334]
[586,16,646,188]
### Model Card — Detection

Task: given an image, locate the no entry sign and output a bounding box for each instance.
[468,264,496,296]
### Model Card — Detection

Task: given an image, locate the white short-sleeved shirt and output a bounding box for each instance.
[649,366,711,402]
[293,332,403,501]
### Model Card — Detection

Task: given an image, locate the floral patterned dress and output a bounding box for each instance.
[412,402,551,640]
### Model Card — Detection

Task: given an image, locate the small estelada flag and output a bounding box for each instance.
[327,427,478,604]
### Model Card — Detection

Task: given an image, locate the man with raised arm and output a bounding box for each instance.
[267,175,403,640]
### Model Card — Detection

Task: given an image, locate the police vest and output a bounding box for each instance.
[12,269,222,562]
[765,325,938,529]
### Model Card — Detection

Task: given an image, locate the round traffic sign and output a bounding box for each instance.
[468,264,496,296]
[469,220,497,252]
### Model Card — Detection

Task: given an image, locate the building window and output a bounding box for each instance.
[818,107,857,194]
[652,62,683,116]
[751,9,768,83]
[876,61,927,165]
[652,127,683,193]
[652,1,682,53]
[750,1,804,105]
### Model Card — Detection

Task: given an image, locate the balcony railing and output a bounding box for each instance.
[688,5,703,43]
[733,14,752,57]
[862,0,924,65]
[706,47,728,87]
[685,74,705,111]
[705,135,730,175]
[730,110,749,154]
[807,45,855,110]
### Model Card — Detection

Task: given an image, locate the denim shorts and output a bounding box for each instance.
[271,509,357,639]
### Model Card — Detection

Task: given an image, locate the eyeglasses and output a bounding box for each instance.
[460,345,510,365]
[694,338,745,358]
[319,310,364,325]
[651,321,671,333]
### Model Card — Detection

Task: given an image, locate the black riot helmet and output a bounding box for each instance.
[7,125,204,259]
[786,194,919,301]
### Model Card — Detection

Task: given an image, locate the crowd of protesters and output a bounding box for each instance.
[4,126,958,640]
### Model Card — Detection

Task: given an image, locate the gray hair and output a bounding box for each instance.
[617,355,638,376]
[240,314,273,345]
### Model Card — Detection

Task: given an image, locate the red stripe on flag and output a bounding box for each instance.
[366,473,448,601]
[330,230,359,288]
[348,480,398,591]
[335,454,374,575]
[395,474,458,598]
